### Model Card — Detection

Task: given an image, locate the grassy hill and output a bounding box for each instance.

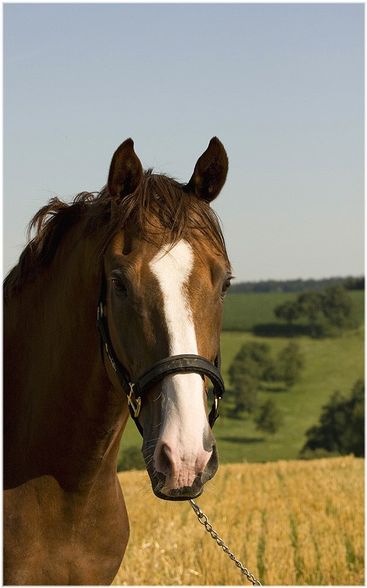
[113,457,364,586]
[120,326,364,464]
[216,328,363,462]
[118,290,364,464]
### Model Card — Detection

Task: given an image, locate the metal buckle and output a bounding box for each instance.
[97,301,104,320]
[214,395,221,417]
[208,394,221,428]
[127,383,141,419]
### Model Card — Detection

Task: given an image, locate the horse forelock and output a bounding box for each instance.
[4,171,229,300]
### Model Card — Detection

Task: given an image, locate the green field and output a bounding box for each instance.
[216,329,363,462]
[118,290,364,465]
[222,290,364,331]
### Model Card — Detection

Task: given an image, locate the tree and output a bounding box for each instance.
[232,373,259,415]
[321,285,353,329]
[228,343,273,414]
[262,342,305,387]
[276,342,305,387]
[297,291,323,332]
[255,399,283,434]
[228,342,272,386]
[274,300,301,325]
[300,379,364,458]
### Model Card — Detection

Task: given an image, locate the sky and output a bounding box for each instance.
[3,3,364,282]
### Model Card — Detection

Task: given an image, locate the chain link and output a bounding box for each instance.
[190,499,262,586]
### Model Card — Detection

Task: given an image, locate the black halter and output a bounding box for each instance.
[96,295,225,436]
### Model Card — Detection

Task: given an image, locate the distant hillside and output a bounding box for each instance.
[222,290,364,332]
[230,276,364,294]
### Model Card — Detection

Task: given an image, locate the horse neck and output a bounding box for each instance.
[4,229,128,489]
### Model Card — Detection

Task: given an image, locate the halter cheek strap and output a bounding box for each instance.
[96,299,225,436]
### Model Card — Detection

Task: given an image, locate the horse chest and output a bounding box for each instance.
[4,476,129,585]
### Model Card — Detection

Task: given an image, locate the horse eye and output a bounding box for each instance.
[221,277,232,297]
[111,277,128,296]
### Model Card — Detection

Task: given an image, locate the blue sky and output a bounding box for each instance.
[4,3,364,281]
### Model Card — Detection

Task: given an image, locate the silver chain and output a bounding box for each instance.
[189,499,262,586]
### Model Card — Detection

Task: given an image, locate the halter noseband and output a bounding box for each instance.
[96,298,225,436]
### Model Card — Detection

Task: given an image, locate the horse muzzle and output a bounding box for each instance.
[147,444,219,501]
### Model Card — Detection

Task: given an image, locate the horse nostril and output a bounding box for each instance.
[155,443,175,476]
[201,444,218,484]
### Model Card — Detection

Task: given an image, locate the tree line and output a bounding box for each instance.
[230,276,364,294]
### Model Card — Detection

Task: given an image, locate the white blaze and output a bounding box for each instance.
[149,240,210,485]
[149,240,197,355]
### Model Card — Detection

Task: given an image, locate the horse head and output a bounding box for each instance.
[102,138,231,500]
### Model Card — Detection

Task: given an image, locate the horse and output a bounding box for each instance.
[4,137,231,585]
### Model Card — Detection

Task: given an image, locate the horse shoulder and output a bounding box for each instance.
[4,472,129,585]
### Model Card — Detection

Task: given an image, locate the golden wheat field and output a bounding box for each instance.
[112,456,364,586]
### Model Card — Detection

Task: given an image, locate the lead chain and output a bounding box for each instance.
[190,500,262,586]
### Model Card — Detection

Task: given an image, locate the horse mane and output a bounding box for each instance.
[4,171,229,300]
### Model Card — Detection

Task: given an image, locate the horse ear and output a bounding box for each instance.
[186,137,228,202]
[108,138,143,199]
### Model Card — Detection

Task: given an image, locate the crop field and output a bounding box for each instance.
[112,456,364,585]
